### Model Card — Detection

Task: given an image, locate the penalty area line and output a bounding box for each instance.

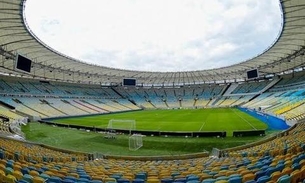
[199,121,206,132]
[231,108,257,130]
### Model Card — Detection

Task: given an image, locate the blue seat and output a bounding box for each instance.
[117,178,130,183]
[220,165,229,170]
[110,174,122,180]
[208,172,217,176]
[40,173,50,180]
[161,178,174,183]
[277,175,291,183]
[36,168,44,174]
[276,164,285,172]
[63,179,75,183]
[292,163,300,170]
[201,178,216,183]
[78,178,90,183]
[17,180,30,183]
[0,150,4,159]
[47,176,62,183]
[22,174,33,183]
[256,175,270,183]
[6,160,14,169]
[228,174,241,179]
[135,173,146,180]
[80,174,91,180]
[175,178,186,183]
[21,167,30,175]
[228,176,242,183]
[28,166,36,171]
[90,180,103,183]
[4,167,13,175]
[171,172,180,178]
[254,170,265,180]
[186,175,199,181]
[132,179,145,183]
[186,180,200,183]
[298,153,305,161]
[216,176,228,181]
[64,176,78,182]
[265,167,276,176]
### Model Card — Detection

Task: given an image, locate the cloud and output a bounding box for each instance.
[25,0,282,72]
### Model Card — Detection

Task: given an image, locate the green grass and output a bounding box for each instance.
[20,108,273,156]
[22,122,271,156]
[52,108,267,136]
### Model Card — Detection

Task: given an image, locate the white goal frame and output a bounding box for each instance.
[107,119,136,134]
[129,134,144,151]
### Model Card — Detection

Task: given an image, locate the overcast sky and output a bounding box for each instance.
[25,0,282,72]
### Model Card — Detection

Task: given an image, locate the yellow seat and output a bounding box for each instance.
[281,167,293,176]
[4,174,17,183]
[67,172,79,178]
[13,170,23,181]
[104,177,117,183]
[33,176,46,183]
[0,169,6,182]
[29,170,40,177]
[291,169,301,183]
[242,173,255,183]
[270,171,282,182]
[147,178,160,183]
[43,170,55,177]
[300,166,305,182]
[0,164,5,171]
[92,175,106,181]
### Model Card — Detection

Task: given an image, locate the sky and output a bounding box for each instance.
[24,0,282,72]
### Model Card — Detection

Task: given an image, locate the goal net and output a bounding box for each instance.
[107,119,136,134]
[129,134,144,151]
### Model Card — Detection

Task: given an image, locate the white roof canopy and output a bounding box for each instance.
[0,0,304,86]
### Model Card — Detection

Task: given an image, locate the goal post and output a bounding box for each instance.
[107,119,136,134]
[129,134,144,151]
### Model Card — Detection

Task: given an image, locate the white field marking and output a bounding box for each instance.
[199,120,206,132]
[231,108,257,130]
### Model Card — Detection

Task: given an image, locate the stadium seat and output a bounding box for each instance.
[90,180,103,183]
[277,174,291,183]
[118,178,131,183]
[47,176,62,183]
[270,171,281,182]
[161,178,173,183]
[78,177,90,183]
[33,176,46,183]
[256,175,270,183]
[4,174,17,183]
[135,173,146,180]
[201,178,216,183]
[227,176,241,183]
[22,174,33,183]
[147,178,161,183]
[281,167,292,176]
[290,169,302,183]
[5,167,14,175]
[132,179,145,183]
[17,180,30,183]
[104,177,117,183]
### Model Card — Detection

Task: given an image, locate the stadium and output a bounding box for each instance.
[0,0,304,182]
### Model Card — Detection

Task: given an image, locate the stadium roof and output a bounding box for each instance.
[0,0,304,86]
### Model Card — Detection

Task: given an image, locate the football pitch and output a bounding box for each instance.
[22,108,272,156]
[52,108,267,136]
